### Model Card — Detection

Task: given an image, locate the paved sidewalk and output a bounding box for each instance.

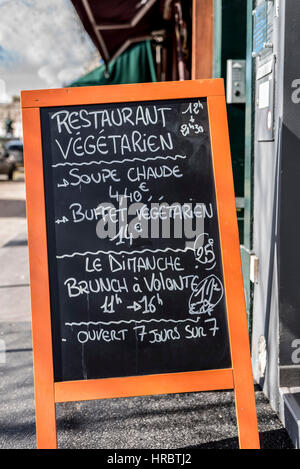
[0,173,294,449]
[0,173,30,323]
[0,320,295,449]
[0,172,27,249]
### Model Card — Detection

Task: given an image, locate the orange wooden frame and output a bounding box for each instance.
[21,79,259,449]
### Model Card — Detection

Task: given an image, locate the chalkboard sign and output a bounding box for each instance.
[21,80,259,449]
[40,97,231,382]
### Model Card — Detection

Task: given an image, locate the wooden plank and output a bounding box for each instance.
[20,79,224,108]
[54,369,234,403]
[22,107,57,449]
[208,96,260,449]
[192,0,214,79]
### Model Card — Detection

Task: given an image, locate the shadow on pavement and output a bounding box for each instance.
[182,428,294,449]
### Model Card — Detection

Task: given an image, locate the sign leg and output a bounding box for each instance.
[233,373,260,449]
[22,107,58,449]
[35,385,57,449]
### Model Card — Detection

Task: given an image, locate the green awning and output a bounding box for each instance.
[70,40,157,87]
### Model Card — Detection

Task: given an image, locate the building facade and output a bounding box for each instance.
[211,0,300,447]
[0,96,22,139]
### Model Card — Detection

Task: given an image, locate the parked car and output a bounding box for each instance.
[3,140,24,168]
[0,152,17,180]
[0,140,23,180]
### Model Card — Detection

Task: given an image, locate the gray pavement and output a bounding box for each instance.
[0,172,295,449]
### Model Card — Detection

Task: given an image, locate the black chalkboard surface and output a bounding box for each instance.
[40,97,231,382]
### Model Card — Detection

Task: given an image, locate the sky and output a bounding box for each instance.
[0,0,98,100]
